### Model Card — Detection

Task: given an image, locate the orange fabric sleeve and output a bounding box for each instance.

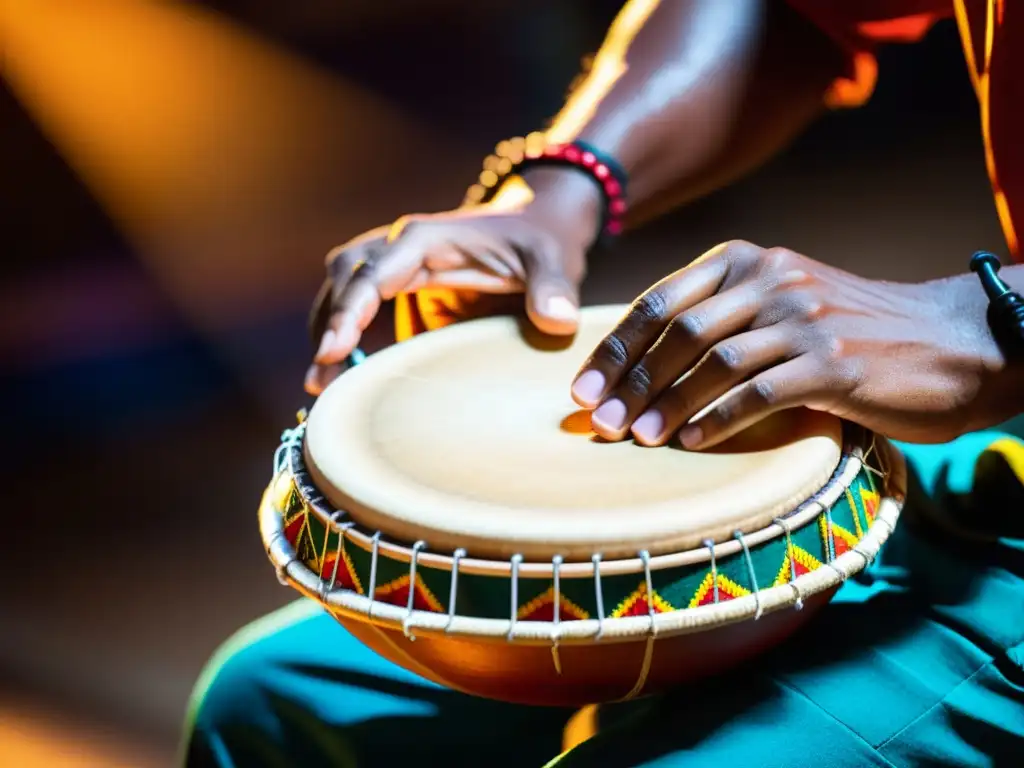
[786,1,953,108]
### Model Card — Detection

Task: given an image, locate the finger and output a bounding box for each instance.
[590,284,764,440]
[570,267,727,408]
[438,244,519,281]
[678,353,829,451]
[424,239,523,289]
[421,242,478,273]
[309,239,380,356]
[629,325,797,445]
[425,268,524,292]
[325,236,384,298]
[518,239,584,337]
[304,362,345,396]
[317,231,435,363]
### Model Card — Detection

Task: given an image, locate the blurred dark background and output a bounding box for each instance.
[0,2,1005,764]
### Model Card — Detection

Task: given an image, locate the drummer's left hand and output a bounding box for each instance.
[571,240,1009,448]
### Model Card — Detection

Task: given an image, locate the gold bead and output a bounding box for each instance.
[525,131,546,153]
[480,170,499,187]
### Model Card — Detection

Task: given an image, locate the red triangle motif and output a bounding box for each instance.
[819,515,860,560]
[773,544,823,587]
[521,602,580,621]
[860,488,880,526]
[612,583,674,618]
[694,589,731,607]
[319,551,363,594]
[692,581,749,606]
[374,576,444,613]
[690,573,750,607]
[283,514,306,548]
[833,534,851,556]
[517,587,589,621]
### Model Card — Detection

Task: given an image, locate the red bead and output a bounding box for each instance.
[605,220,624,236]
[604,179,622,198]
[608,199,627,216]
[581,152,596,166]
[544,146,561,157]
[593,164,609,180]
[564,146,581,163]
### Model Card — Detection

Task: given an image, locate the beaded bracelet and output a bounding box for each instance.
[463,133,629,238]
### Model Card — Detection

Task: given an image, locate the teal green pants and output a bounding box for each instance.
[181,426,1024,767]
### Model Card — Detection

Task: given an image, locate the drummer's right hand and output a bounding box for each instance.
[306,168,604,394]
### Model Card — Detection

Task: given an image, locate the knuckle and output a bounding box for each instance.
[709,343,744,373]
[330,248,366,278]
[828,355,862,390]
[768,290,824,326]
[721,239,762,262]
[352,255,380,281]
[763,246,796,272]
[632,290,671,325]
[712,399,735,424]
[821,335,846,363]
[791,292,825,322]
[669,312,707,345]
[596,334,631,367]
[623,364,654,398]
[751,377,778,405]
[325,244,347,267]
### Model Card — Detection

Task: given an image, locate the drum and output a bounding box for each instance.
[260,305,906,707]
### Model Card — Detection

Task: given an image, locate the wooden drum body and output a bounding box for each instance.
[260,306,906,707]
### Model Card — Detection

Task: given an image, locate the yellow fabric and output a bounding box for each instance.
[561,704,600,754]
[983,436,1024,483]
[396,290,523,342]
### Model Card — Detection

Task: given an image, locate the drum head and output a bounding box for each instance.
[304,305,842,560]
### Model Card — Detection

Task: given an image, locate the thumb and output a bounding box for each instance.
[521,240,584,336]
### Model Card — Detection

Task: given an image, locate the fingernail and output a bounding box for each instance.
[572,369,606,404]
[592,399,626,431]
[316,330,336,361]
[544,295,579,322]
[632,411,664,444]
[679,425,703,449]
[304,365,321,394]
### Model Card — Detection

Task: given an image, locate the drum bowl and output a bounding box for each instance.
[260,422,905,708]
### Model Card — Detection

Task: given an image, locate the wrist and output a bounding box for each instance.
[937,271,1024,429]
[495,166,605,251]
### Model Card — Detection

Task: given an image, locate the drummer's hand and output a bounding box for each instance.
[306,169,603,394]
[572,240,1006,448]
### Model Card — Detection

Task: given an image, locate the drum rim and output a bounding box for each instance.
[260,434,906,645]
[277,421,888,578]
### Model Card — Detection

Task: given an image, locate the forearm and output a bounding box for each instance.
[508,0,848,234]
